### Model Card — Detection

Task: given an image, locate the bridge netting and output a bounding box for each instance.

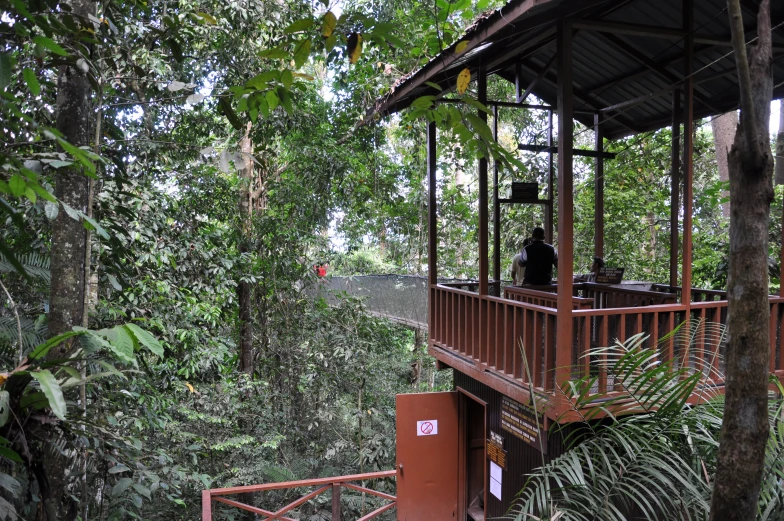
[314,275,483,330]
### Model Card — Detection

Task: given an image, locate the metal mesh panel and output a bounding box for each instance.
[312,275,484,329]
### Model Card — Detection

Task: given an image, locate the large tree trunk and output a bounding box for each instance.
[45,0,93,519]
[776,100,784,185]
[238,123,254,375]
[712,111,737,216]
[709,1,773,519]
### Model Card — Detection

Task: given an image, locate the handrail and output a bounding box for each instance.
[202,470,397,521]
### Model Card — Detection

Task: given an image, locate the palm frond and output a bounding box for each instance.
[0,253,51,282]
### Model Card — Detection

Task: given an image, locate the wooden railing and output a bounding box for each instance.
[651,284,728,302]
[202,470,397,521]
[504,285,593,309]
[576,283,677,309]
[430,283,784,415]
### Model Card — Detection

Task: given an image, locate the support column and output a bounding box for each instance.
[556,20,574,388]
[427,121,437,287]
[594,113,604,259]
[492,106,501,289]
[478,66,489,296]
[670,89,681,289]
[682,0,694,303]
[546,109,555,242]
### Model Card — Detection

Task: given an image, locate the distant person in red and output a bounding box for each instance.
[314,263,328,277]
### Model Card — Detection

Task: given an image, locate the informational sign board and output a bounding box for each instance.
[510,182,540,202]
[500,396,547,454]
[486,430,507,470]
[416,420,438,436]
[489,461,502,501]
[595,267,625,284]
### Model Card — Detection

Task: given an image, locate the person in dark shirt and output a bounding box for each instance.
[519,227,558,285]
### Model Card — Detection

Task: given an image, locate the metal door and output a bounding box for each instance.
[396,392,458,521]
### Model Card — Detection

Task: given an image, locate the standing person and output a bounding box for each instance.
[519,227,558,285]
[510,237,531,285]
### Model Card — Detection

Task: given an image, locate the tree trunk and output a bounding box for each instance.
[709,1,773,519]
[238,123,254,375]
[712,111,737,216]
[45,0,93,519]
[775,100,784,185]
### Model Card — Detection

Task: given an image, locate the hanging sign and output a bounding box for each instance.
[486,430,507,470]
[500,396,547,454]
[416,420,438,436]
[510,182,540,203]
[489,461,502,501]
[595,267,625,284]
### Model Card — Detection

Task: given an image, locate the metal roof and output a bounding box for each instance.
[373,0,784,140]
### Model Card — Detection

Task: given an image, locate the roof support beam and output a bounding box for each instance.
[556,18,574,389]
[427,121,437,287]
[669,89,681,289]
[597,32,722,114]
[518,144,616,159]
[681,0,694,304]
[594,112,604,261]
[518,52,557,103]
[478,65,489,298]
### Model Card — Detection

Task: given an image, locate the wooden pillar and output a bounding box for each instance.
[781,195,784,297]
[478,66,489,296]
[594,113,604,259]
[492,105,501,288]
[670,89,681,289]
[681,0,694,303]
[546,109,555,242]
[427,121,437,287]
[202,490,212,521]
[556,20,574,387]
[332,483,341,521]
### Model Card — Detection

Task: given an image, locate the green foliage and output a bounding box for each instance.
[510,323,784,520]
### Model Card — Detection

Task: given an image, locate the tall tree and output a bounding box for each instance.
[712,111,737,215]
[776,101,784,185]
[45,0,94,519]
[710,1,774,519]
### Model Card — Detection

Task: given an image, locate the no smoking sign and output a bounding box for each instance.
[416,420,438,436]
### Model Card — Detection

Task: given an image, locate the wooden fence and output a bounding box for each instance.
[202,470,397,521]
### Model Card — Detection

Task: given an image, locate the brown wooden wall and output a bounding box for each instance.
[453,370,578,519]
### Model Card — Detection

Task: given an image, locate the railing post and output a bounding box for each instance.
[332,483,341,521]
[202,490,212,521]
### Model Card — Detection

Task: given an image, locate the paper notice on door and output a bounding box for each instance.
[490,461,502,500]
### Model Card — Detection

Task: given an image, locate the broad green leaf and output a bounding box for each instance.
[284,18,314,34]
[293,39,311,69]
[107,274,122,290]
[325,35,337,53]
[281,69,293,90]
[277,87,293,114]
[112,326,135,361]
[20,391,48,410]
[82,213,110,239]
[133,483,151,499]
[194,12,217,24]
[462,97,492,115]
[411,96,436,109]
[258,47,289,60]
[322,11,337,38]
[424,81,443,92]
[124,324,164,357]
[0,392,8,428]
[265,90,279,111]
[22,68,40,96]
[109,463,130,474]
[24,187,36,204]
[245,70,279,90]
[8,175,24,198]
[112,477,133,497]
[33,36,68,56]
[31,370,66,420]
[0,474,21,496]
[29,330,83,360]
[0,447,21,464]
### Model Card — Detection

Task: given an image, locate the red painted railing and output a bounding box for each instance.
[429,283,784,416]
[202,470,397,521]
